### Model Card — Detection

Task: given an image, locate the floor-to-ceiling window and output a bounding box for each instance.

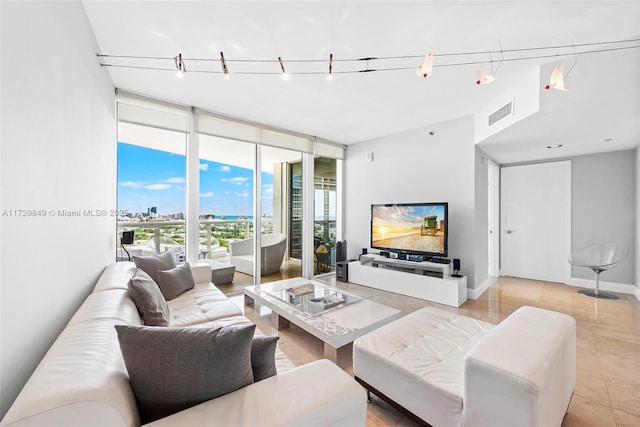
[116,91,345,285]
[262,145,302,281]
[289,157,338,275]
[116,123,187,264]
[313,157,337,274]
[289,161,303,260]
[198,135,255,266]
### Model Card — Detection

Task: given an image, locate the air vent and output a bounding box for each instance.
[488,100,514,126]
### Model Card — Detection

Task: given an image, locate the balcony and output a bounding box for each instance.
[116,218,255,263]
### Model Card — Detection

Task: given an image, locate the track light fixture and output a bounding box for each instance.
[96,37,638,85]
[220,51,230,79]
[476,44,503,85]
[545,62,568,91]
[278,56,288,80]
[545,45,577,91]
[416,52,433,78]
[174,53,186,77]
[476,63,496,85]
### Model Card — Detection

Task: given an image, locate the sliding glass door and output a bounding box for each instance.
[313,157,337,275]
[261,145,302,282]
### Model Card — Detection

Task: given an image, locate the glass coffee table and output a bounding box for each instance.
[244,277,402,367]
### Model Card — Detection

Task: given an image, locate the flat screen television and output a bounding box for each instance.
[371,202,448,259]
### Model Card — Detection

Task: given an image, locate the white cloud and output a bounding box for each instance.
[145,184,171,190]
[165,177,185,184]
[263,184,273,196]
[236,191,249,198]
[230,177,248,185]
[121,181,142,188]
[199,163,209,171]
[225,191,231,194]
[220,178,227,182]
[220,165,231,172]
[200,191,214,198]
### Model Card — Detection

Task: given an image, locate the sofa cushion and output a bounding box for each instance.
[115,323,256,424]
[1,320,140,427]
[251,335,279,382]
[166,282,243,326]
[156,262,195,301]
[133,252,176,284]
[68,288,142,326]
[127,269,170,327]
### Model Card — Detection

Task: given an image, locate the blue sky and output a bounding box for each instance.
[117,143,273,216]
[372,204,446,228]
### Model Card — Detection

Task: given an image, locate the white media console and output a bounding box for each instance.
[348,254,467,307]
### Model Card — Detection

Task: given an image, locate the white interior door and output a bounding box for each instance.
[501,161,571,283]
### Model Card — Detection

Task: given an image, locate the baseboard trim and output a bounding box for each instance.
[567,277,639,300]
[467,277,493,300]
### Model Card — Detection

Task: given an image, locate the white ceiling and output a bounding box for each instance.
[83,1,640,164]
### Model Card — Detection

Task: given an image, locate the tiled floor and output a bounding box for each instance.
[231,276,640,427]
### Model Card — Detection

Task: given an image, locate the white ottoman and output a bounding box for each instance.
[353,306,576,427]
[198,260,236,285]
[463,306,577,427]
[354,307,495,426]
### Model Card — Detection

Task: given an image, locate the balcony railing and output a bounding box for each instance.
[117,218,255,261]
[116,218,334,274]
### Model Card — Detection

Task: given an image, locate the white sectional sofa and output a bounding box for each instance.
[1,262,366,427]
[354,306,576,427]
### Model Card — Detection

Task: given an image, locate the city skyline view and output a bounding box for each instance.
[117,142,274,217]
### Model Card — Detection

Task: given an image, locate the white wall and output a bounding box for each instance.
[0,1,115,417]
[474,67,541,143]
[474,147,491,289]
[571,150,636,284]
[344,116,478,287]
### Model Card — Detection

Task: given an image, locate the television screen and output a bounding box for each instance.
[371,202,448,258]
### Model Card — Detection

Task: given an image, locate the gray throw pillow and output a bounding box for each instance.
[133,252,177,284]
[115,324,256,424]
[156,262,195,300]
[127,269,170,327]
[251,335,279,382]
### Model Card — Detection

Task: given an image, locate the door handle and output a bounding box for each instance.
[506,229,515,234]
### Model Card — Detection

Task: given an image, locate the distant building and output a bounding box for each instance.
[167,212,184,220]
[148,206,157,214]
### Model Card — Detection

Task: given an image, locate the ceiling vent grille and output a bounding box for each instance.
[488,100,513,126]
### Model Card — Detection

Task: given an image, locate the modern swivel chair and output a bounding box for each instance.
[568,242,629,299]
[229,233,286,276]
